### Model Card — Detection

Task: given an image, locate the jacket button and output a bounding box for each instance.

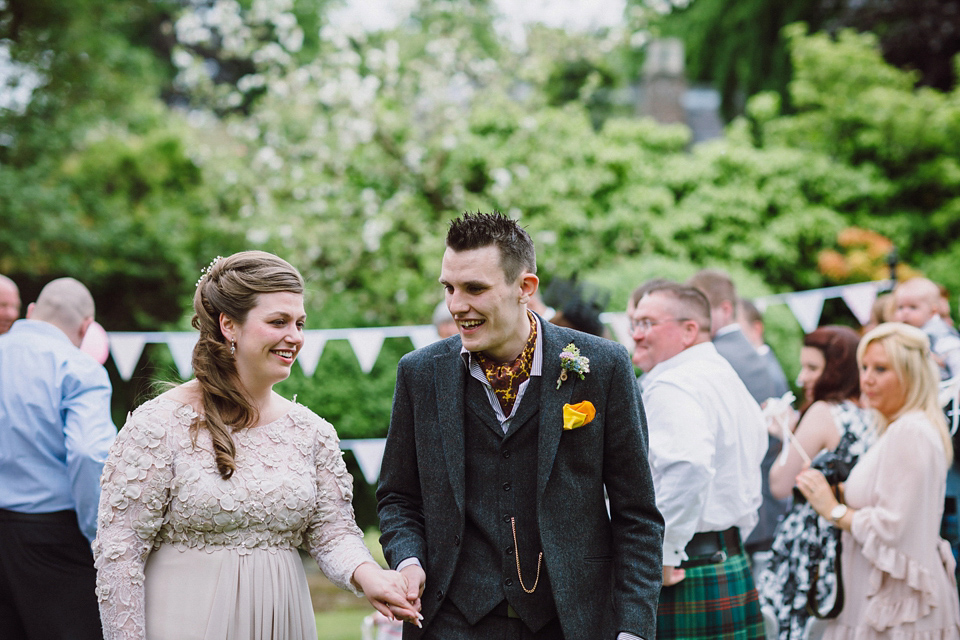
[502,482,511,491]
[454,535,461,546]
[436,589,444,601]
[502,450,511,459]
[504,578,513,587]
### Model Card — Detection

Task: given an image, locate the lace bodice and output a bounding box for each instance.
[93,395,374,640]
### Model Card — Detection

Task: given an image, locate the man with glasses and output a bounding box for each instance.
[631,280,767,640]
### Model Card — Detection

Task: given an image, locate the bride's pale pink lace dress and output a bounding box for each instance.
[93,395,375,640]
[826,411,960,639]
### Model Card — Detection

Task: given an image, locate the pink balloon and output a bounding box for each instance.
[81,321,110,365]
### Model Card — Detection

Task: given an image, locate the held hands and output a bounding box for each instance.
[795,468,838,519]
[352,562,423,627]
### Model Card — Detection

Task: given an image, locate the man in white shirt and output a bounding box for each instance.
[631,280,768,639]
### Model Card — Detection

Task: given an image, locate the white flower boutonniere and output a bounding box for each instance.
[556,342,590,389]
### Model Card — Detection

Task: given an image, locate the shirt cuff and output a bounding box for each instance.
[618,633,644,640]
[396,557,423,572]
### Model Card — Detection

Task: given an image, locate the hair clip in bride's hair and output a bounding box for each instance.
[196,255,224,287]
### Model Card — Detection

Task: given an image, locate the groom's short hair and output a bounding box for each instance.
[446,211,537,283]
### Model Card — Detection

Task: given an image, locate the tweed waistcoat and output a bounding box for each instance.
[445,374,557,631]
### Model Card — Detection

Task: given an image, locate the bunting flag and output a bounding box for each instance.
[409,326,441,350]
[297,331,327,377]
[840,281,881,326]
[101,278,894,381]
[785,291,826,333]
[347,329,386,373]
[109,333,147,380]
[342,438,388,485]
[166,333,199,379]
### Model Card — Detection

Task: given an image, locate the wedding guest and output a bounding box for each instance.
[797,322,960,638]
[432,300,458,339]
[758,326,874,640]
[893,277,960,379]
[688,269,789,582]
[861,293,895,336]
[377,212,664,640]
[739,298,790,396]
[0,277,116,640]
[94,251,419,640]
[0,274,20,334]
[632,280,767,639]
[542,275,611,337]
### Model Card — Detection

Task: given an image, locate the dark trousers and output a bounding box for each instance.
[0,508,103,640]
[422,599,564,640]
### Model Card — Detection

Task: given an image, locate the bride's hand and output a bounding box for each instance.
[352,563,423,627]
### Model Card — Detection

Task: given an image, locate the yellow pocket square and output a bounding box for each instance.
[562,401,596,431]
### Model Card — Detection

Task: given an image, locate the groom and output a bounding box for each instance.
[377,212,663,639]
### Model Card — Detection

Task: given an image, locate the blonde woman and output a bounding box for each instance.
[797,322,960,639]
[94,251,419,640]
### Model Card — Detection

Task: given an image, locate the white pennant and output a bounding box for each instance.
[297,331,327,377]
[108,333,147,381]
[166,333,199,379]
[347,330,386,373]
[409,327,440,350]
[606,312,634,351]
[840,282,879,326]
[786,291,826,333]
[754,298,769,313]
[344,438,388,485]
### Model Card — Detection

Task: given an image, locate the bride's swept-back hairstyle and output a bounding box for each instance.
[191,250,304,479]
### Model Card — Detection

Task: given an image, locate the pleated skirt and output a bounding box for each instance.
[143,545,317,640]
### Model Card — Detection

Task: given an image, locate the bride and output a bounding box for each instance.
[94,251,420,640]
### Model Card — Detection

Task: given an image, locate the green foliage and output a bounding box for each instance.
[4,1,960,439]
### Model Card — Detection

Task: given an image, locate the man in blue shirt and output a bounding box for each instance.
[0,277,117,640]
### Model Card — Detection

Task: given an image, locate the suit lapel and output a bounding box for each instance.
[537,321,575,502]
[435,346,466,516]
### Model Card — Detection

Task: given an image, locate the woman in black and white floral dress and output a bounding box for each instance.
[757,326,874,640]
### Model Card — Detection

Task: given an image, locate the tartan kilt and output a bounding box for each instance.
[657,551,766,640]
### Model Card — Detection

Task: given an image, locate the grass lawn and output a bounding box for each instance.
[316,608,369,640]
[311,529,386,640]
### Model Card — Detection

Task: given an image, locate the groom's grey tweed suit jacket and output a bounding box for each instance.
[377,319,664,640]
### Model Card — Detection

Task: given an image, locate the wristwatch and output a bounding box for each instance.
[830,503,848,524]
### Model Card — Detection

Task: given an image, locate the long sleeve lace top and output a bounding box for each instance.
[92,396,374,640]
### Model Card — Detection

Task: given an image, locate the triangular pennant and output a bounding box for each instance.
[840,282,879,326]
[409,326,440,350]
[165,333,199,379]
[108,333,147,381]
[347,330,385,373]
[606,312,634,351]
[754,298,769,314]
[344,438,388,485]
[297,331,327,377]
[785,291,826,333]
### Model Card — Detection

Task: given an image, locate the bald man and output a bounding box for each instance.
[0,275,20,334]
[0,277,116,640]
[894,277,960,379]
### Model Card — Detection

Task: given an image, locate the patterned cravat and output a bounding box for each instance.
[475,312,537,416]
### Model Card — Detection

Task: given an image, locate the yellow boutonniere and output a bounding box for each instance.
[562,401,596,431]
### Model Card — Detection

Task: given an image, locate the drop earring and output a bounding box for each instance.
[230,341,236,356]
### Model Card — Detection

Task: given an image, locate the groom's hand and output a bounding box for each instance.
[400,564,426,609]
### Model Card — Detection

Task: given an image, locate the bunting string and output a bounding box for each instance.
[101,279,893,380]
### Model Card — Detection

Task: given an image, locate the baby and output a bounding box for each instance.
[894,277,960,379]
